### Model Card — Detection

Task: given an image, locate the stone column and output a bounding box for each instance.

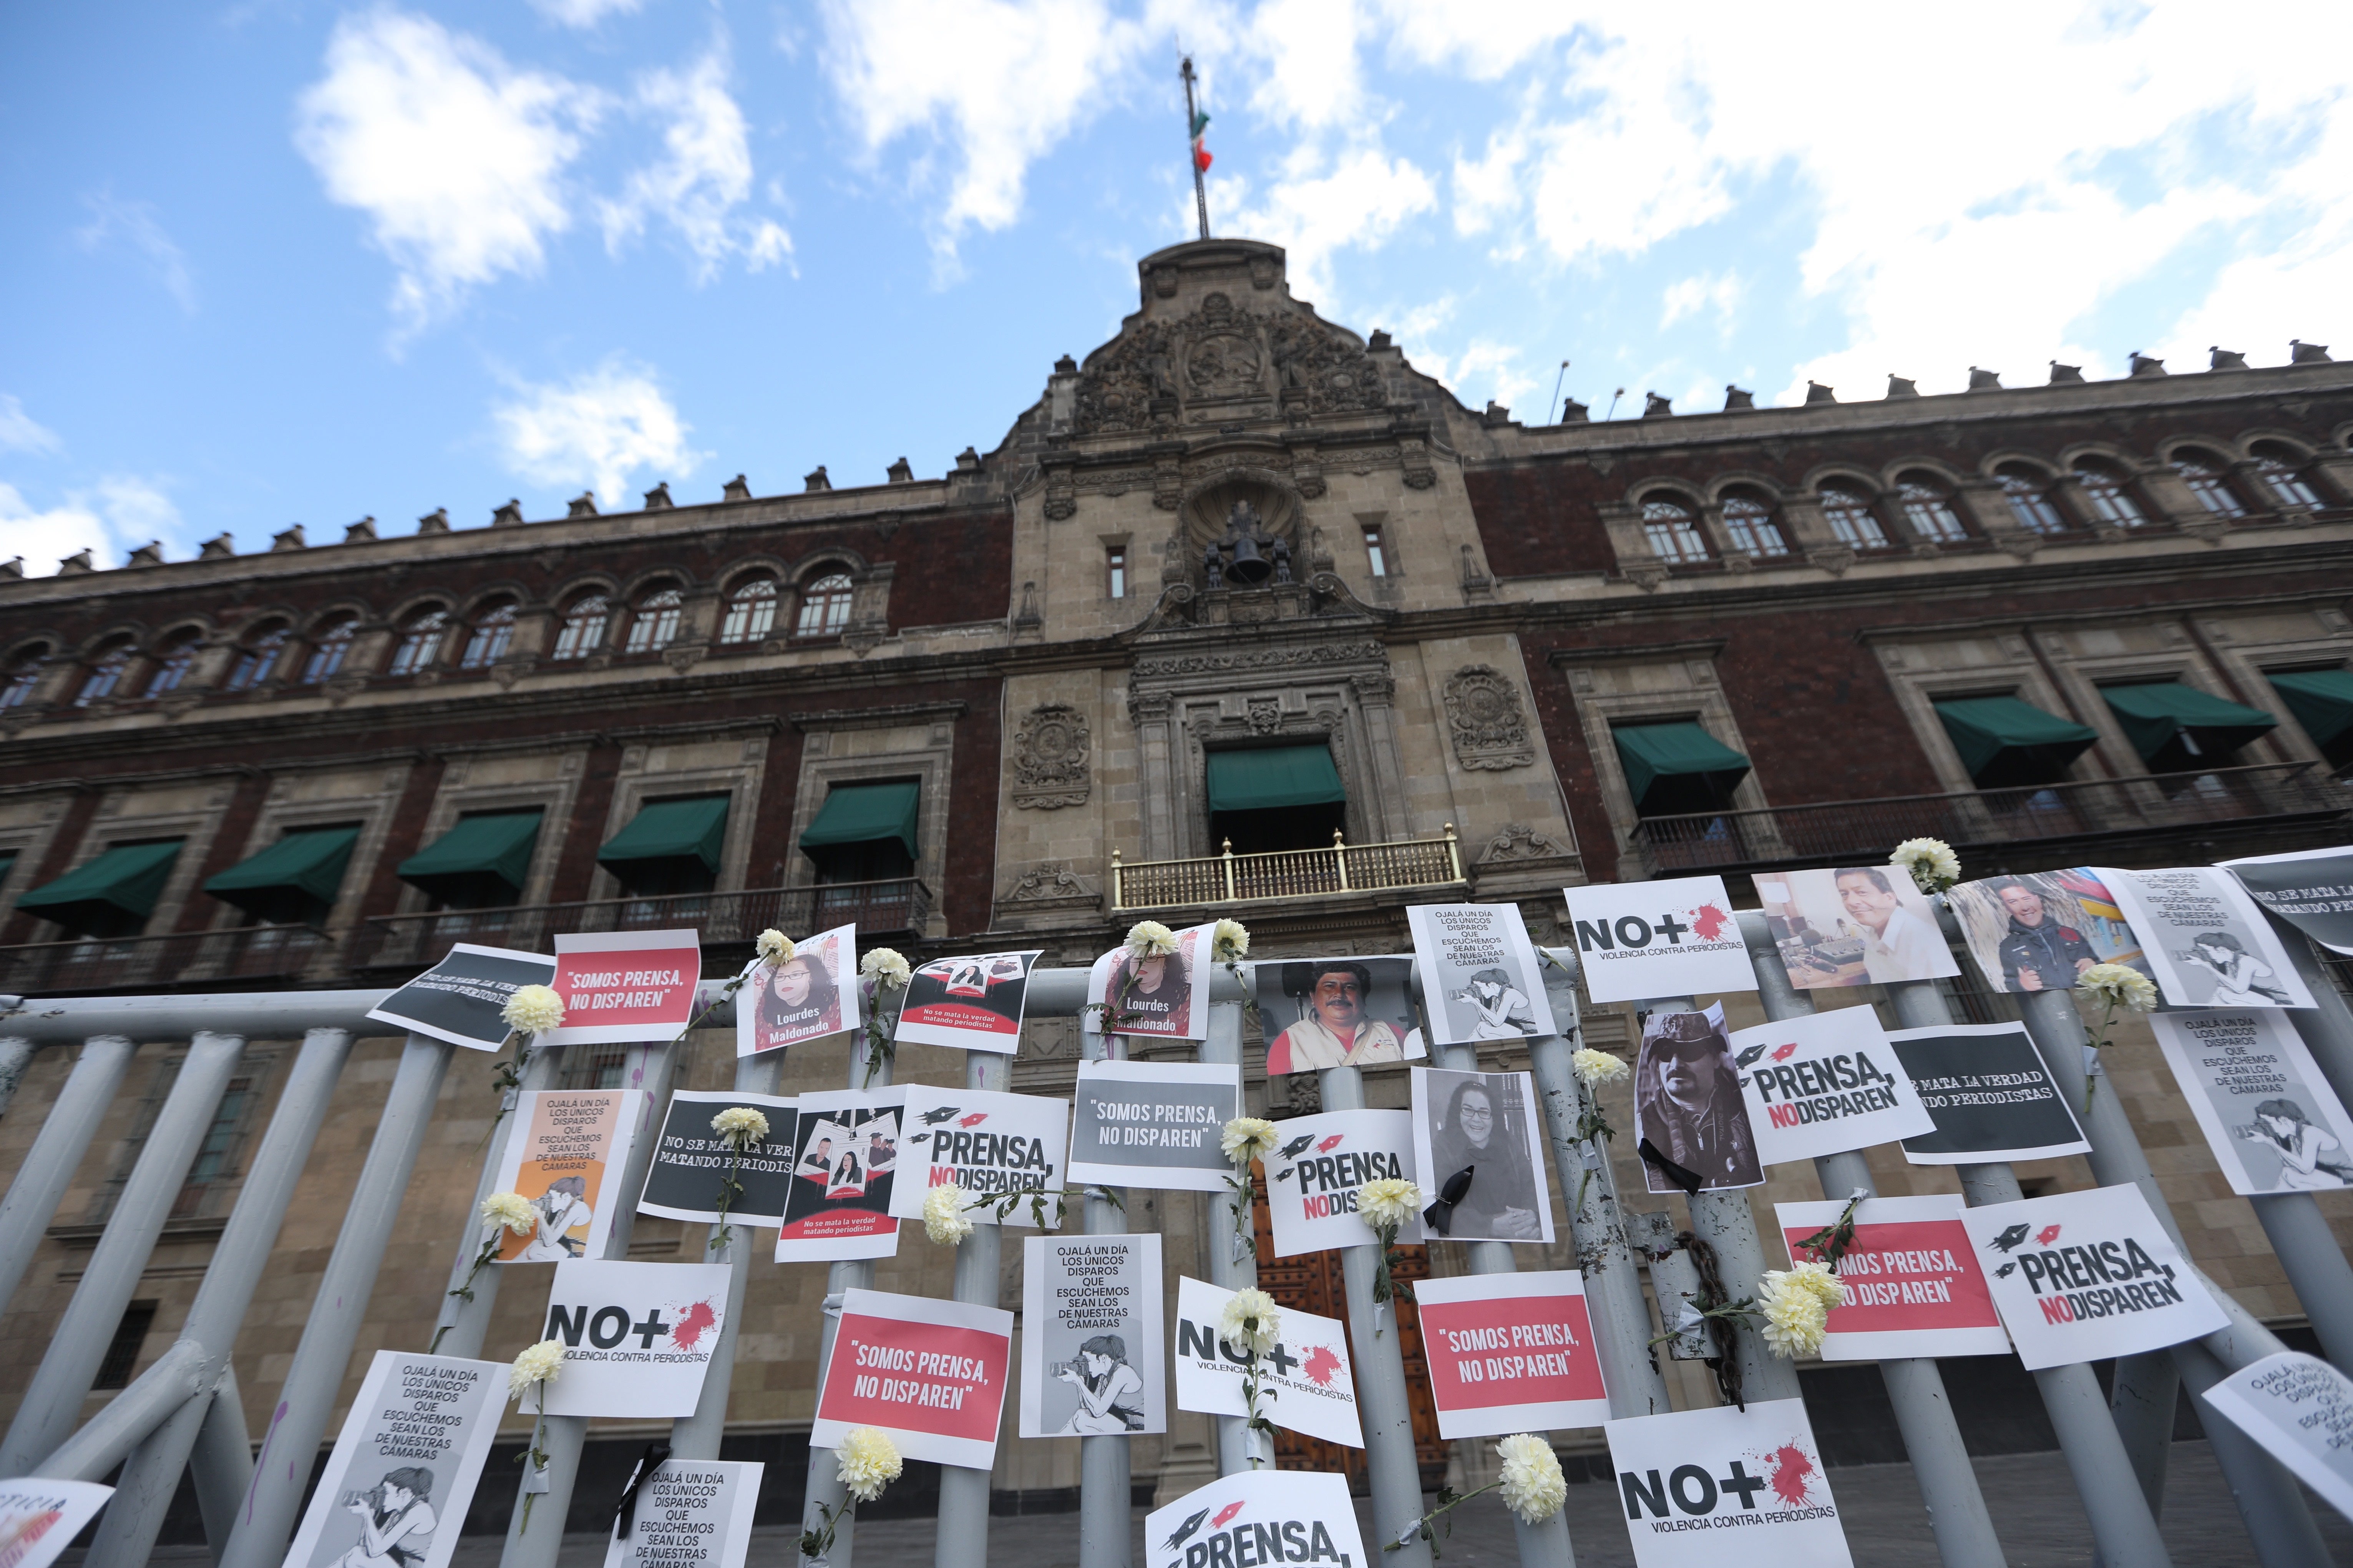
[1351,669,1410,839]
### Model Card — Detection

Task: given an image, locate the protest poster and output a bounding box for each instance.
[894,950,1042,1052]
[1090,925,1214,1043]
[2151,1010,2353,1195]
[1411,1067,1554,1240]
[535,1260,734,1417]
[1564,875,1756,1004]
[812,1287,1014,1470]
[365,943,557,1051]
[636,1089,798,1225]
[889,1084,1069,1228]
[1145,1471,1367,1568]
[2224,845,2353,957]
[1173,1276,1363,1448]
[282,1351,506,1568]
[1407,903,1557,1044]
[1888,1024,2091,1166]
[1946,869,2147,995]
[1958,1183,2228,1371]
[1067,1059,1241,1194]
[737,924,861,1056]
[1412,1270,1610,1438]
[546,929,701,1046]
[775,1088,902,1261]
[1775,1196,2009,1359]
[1263,1109,1424,1258]
[2199,1352,2353,1520]
[1605,1398,1852,1568]
[1752,867,1959,990]
[602,1459,762,1568]
[0,1480,112,1568]
[488,1090,646,1261]
[1731,1007,1934,1167]
[2090,865,2313,1009]
[1021,1233,1166,1437]
[1631,1006,1761,1193]
[1250,956,1425,1075]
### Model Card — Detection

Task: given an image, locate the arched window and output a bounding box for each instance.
[2172,450,2245,517]
[2072,461,2146,527]
[1719,490,1789,558]
[300,617,358,685]
[795,573,856,637]
[224,624,289,691]
[0,647,47,710]
[1996,465,2068,535]
[2250,443,2324,510]
[623,587,684,654]
[458,600,517,670]
[1638,498,1710,565]
[720,577,778,644]
[75,639,134,706]
[387,610,450,676]
[551,594,610,660]
[1817,482,1888,548]
[143,632,202,697]
[1895,473,1968,542]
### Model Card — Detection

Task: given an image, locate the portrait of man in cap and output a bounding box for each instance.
[1635,1007,1762,1193]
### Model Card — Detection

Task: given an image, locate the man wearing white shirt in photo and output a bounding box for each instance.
[1837,865,1946,982]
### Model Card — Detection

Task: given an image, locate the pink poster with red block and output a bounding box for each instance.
[1412,1270,1611,1438]
[811,1288,1013,1470]
[1776,1195,2010,1359]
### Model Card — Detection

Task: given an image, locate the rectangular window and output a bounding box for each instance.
[1106,546,1127,600]
[173,1067,265,1220]
[95,1300,158,1389]
[1362,526,1389,577]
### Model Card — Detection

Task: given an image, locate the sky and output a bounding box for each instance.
[4,1,2350,575]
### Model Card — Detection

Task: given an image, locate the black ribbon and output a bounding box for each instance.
[1421,1165,1474,1236]
[614,1440,672,1539]
[1638,1138,1703,1195]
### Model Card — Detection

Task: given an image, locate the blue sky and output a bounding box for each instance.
[4,1,2349,573]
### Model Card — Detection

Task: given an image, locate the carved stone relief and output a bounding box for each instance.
[1073,293,1387,436]
[1012,703,1091,808]
[1442,665,1535,770]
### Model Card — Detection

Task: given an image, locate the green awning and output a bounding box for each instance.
[18,840,184,924]
[397,810,544,900]
[2270,669,2353,749]
[599,795,730,874]
[2101,681,2277,764]
[800,781,920,858]
[205,827,359,913]
[1611,723,1751,810]
[1205,746,1347,814]
[1932,696,2099,785]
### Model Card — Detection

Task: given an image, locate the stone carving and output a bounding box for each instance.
[1477,823,1568,863]
[1246,697,1281,734]
[1002,860,1094,901]
[1012,703,1091,808]
[1132,641,1387,680]
[1443,665,1535,770]
[1073,296,1386,436]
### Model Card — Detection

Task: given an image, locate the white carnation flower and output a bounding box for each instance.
[1571,1048,1628,1086]
[2079,962,2158,1012]
[501,985,564,1035]
[1889,837,1961,893]
[1125,921,1178,958]
[1212,918,1250,961]
[508,1339,565,1399]
[1357,1177,1421,1232]
[1220,1116,1278,1164]
[860,947,912,988]
[923,1183,975,1246]
[1218,1288,1281,1358]
[835,1426,903,1503]
[1497,1433,1567,1525]
[1758,1269,1835,1359]
[756,929,794,962]
[480,1192,537,1235]
[1784,1259,1847,1311]
[711,1106,770,1146]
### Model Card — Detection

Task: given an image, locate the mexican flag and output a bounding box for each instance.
[1191,109,1212,172]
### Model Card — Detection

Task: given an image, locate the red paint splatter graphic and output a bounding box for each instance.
[1767,1444,1816,1506]
[669,1299,719,1350]
[1771,1043,1799,1062]
[1689,903,1731,941]
[1317,1134,1346,1153]
[1301,1344,1344,1386]
[959,1113,990,1127]
[1212,1502,1246,1529]
[2037,1224,2063,1246]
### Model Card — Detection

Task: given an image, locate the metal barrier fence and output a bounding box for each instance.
[3,907,2352,1568]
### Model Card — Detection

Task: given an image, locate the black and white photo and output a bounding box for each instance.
[1407,903,1556,1045]
[1409,1066,1552,1242]
[1635,1005,1764,1192]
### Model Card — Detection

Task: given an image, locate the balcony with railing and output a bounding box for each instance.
[0,925,331,996]
[1628,761,2349,876]
[1110,827,1464,911]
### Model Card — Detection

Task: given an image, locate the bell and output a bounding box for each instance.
[1226,532,1273,586]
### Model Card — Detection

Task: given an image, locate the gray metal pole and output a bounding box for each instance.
[33,1339,209,1483]
[2247,1193,2353,1370]
[190,1366,254,1568]
[0,1033,136,1312]
[2255,909,2353,1112]
[1078,1004,1132,1568]
[1734,915,2006,1568]
[0,1036,36,1119]
[671,1048,788,1460]
[1198,1001,1256,1476]
[0,1029,247,1472]
[218,1034,456,1568]
[2173,1337,2339,1567]
[431,1040,562,1360]
[78,1027,357,1568]
[934,1046,1009,1568]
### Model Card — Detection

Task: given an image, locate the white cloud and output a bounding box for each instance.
[529,0,644,27]
[1228,145,1435,305]
[1239,0,1366,133]
[600,46,794,279]
[1660,271,1742,333]
[0,396,61,456]
[295,11,597,334]
[75,193,197,313]
[493,360,704,507]
[0,477,182,575]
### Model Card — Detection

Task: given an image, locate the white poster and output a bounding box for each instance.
[281,1351,506,1568]
[889,1084,1069,1228]
[2224,846,2353,957]
[1067,1059,1241,1194]
[737,924,862,1055]
[894,950,1041,1052]
[488,1090,647,1261]
[1412,1270,1611,1438]
[1563,876,1756,1004]
[602,1459,762,1568]
[1410,1067,1554,1242]
[2091,865,2314,1009]
[1406,903,1558,1044]
[547,929,702,1047]
[1263,1109,1424,1259]
[534,1260,735,1418]
[364,942,558,1052]
[1021,1233,1167,1437]
[1145,1471,1367,1568]
[2199,1352,2353,1521]
[0,1483,110,1568]
[1957,1183,2229,1372]
[1632,1006,1762,1193]
[1605,1398,1853,1567]
[811,1288,1014,1471]
[1774,1197,2011,1360]
[1888,1024,2092,1167]
[1173,1276,1363,1449]
[1090,924,1214,1043]
[2151,1010,2353,1195]
[635,1090,798,1226]
[1731,1008,1935,1167]
[1752,868,1959,990]
[774,1088,903,1261]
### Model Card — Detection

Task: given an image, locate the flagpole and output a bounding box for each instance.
[1181,57,1210,240]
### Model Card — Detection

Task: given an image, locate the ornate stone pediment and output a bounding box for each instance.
[1442,665,1534,770]
[1012,703,1091,809]
[1074,291,1387,436]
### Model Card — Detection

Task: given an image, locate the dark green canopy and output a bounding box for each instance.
[598,796,730,874]
[397,810,544,902]
[205,826,358,917]
[2101,681,2277,765]
[2270,669,2353,750]
[1611,722,1751,811]
[1205,746,1347,814]
[18,840,184,928]
[1932,696,2099,786]
[800,781,920,858]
